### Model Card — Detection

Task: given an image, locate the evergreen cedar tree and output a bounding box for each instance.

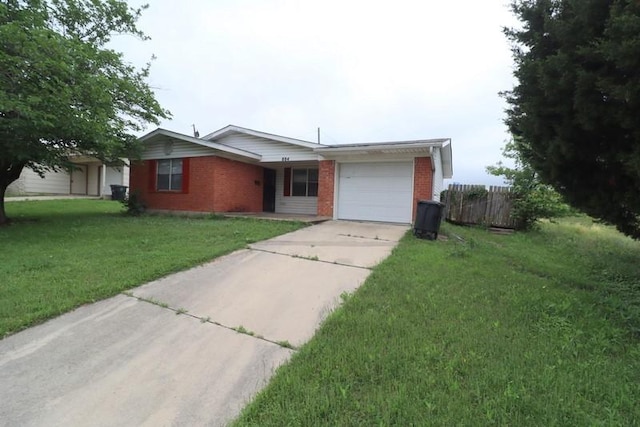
[504,0,640,238]
[0,0,169,224]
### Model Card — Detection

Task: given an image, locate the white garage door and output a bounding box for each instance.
[337,162,413,223]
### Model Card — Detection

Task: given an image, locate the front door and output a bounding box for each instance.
[262,168,276,212]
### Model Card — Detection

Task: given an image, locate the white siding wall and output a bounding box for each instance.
[17,168,70,194]
[141,139,218,160]
[274,164,318,215]
[6,163,128,196]
[432,148,444,201]
[216,134,320,162]
[6,174,26,195]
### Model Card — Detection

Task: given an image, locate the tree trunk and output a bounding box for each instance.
[0,182,8,225]
[0,161,27,226]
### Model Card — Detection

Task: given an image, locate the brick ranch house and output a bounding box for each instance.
[130,125,453,224]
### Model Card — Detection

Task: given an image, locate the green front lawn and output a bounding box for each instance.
[0,199,304,338]
[235,218,640,426]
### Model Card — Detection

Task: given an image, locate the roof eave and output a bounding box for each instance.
[314,140,448,154]
[202,124,320,149]
[138,128,262,161]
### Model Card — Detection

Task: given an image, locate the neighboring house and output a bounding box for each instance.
[6,156,129,198]
[130,125,453,224]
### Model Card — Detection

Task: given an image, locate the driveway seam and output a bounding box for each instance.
[122,292,299,351]
[248,247,372,270]
[336,233,398,242]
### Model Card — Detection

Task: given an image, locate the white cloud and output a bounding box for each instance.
[113,0,519,185]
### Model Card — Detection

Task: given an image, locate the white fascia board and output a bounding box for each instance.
[139,128,262,161]
[202,124,321,149]
[314,139,450,154]
[440,139,453,178]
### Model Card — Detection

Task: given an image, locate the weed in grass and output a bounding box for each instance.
[339,291,352,303]
[449,242,471,258]
[207,214,227,220]
[338,384,349,399]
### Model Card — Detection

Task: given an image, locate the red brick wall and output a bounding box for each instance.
[212,157,263,212]
[413,157,433,220]
[129,156,263,213]
[317,160,335,217]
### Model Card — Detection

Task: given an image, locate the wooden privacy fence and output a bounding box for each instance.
[442,184,519,229]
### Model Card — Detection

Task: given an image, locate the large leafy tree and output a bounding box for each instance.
[0,0,169,224]
[504,0,640,238]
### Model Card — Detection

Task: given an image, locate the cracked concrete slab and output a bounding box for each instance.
[0,295,291,427]
[132,249,370,347]
[249,220,408,268]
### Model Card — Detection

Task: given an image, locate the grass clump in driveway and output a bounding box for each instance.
[0,199,304,338]
[234,217,640,426]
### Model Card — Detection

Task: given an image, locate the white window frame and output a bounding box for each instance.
[157,158,183,191]
[291,168,318,197]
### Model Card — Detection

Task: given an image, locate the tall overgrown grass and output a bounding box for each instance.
[235,217,640,426]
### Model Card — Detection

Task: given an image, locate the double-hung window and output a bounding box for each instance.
[292,168,318,197]
[157,159,183,191]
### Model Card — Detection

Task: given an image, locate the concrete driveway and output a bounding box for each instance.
[0,220,407,427]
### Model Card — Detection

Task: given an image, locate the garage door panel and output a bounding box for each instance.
[337,162,413,223]
[341,181,409,193]
[341,164,412,178]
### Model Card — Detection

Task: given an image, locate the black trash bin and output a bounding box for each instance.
[110,185,128,201]
[414,200,444,240]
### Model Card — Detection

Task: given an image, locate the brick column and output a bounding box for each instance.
[317,160,335,217]
[413,157,433,220]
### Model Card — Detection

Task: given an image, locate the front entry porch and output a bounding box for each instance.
[223,212,331,224]
[260,162,320,216]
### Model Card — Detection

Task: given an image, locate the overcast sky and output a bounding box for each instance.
[114,0,519,186]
